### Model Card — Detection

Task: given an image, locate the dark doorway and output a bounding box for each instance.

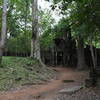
[57,51,64,65]
[54,51,64,65]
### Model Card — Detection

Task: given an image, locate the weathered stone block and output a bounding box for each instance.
[59,86,83,94]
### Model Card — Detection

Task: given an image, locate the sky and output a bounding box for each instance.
[38,0,62,22]
[38,0,52,10]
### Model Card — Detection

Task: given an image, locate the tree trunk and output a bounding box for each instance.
[88,36,97,87]
[89,37,97,69]
[90,45,96,69]
[94,48,97,68]
[0,0,8,64]
[30,0,41,61]
[77,35,86,70]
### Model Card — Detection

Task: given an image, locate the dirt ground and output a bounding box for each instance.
[0,67,99,100]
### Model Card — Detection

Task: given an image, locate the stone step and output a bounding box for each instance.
[59,86,83,94]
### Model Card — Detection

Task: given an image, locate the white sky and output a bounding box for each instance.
[38,0,51,10]
[38,0,62,22]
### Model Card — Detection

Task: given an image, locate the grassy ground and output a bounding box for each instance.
[0,56,55,91]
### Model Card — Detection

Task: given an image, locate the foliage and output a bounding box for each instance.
[53,18,70,38]
[0,1,56,55]
[5,31,31,55]
[0,0,100,55]
[40,17,71,49]
[39,9,55,34]
[52,0,100,48]
[40,27,55,49]
[39,10,55,49]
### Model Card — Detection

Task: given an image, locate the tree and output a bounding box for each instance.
[4,0,32,56]
[30,0,41,61]
[39,9,55,49]
[77,35,86,70]
[39,9,55,34]
[0,0,8,64]
[52,0,86,69]
[52,0,100,70]
[3,0,54,57]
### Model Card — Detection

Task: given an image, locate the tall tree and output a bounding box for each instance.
[52,0,100,69]
[30,0,41,60]
[0,0,8,64]
[52,0,87,69]
[77,35,86,70]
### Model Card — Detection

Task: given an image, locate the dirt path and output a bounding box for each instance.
[0,67,88,100]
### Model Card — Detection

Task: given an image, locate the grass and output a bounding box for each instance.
[0,56,55,91]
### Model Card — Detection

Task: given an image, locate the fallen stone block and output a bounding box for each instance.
[59,86,83,94]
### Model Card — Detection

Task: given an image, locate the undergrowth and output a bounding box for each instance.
[0,56,54,91]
